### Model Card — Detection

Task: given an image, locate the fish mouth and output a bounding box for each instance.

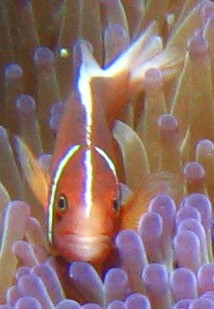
[54,233,112,262]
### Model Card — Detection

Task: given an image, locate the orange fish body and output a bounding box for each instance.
[47,64,125,262]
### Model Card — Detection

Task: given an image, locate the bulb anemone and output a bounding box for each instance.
[1,0,214,308]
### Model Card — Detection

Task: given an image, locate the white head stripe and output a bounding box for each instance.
[47,144,80,243]
[95,146,118,180]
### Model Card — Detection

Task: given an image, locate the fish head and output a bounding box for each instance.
[47,145,120,262]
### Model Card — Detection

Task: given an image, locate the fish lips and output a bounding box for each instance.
[54,233,112,262]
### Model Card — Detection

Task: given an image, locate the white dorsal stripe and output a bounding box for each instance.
[78,63,93,148]
[84,149,93,218]
[83,147,118,218]
[47,144,80,243]
[78,62,94,218]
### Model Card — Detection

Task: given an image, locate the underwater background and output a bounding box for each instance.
[1,0,214,308]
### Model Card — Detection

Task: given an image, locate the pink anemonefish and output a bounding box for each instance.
[47,39,131,262]
[47,28,183,262]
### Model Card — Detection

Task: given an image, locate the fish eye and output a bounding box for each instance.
[56,194,68,213]
[112,197,120,212]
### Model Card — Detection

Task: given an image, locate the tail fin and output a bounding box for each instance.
[76,22,178,122]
